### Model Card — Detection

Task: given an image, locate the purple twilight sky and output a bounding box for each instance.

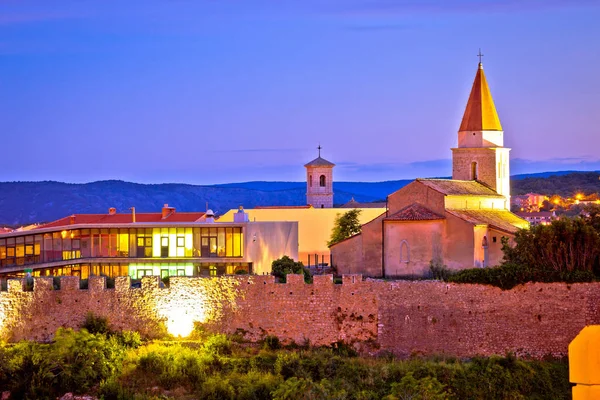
[1,0,600,184]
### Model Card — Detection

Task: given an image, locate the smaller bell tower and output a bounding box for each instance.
[305,145,335,208]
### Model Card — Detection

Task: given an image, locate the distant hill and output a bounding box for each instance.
[512,171,600,197]
[0,180,410,226]
[1,172,598,226]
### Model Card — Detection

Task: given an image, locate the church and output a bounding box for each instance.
[330,60,529,278]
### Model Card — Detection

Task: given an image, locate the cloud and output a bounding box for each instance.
[212,148,305,154]
[0,11,84,25]
[344,23,411,32]
[331,0,600,17]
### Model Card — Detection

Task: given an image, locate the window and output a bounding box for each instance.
[309,174,313,187]
[319,175,326,187]
[200,227,243,258]
[161,236,169,257]
[136,230,153,258]
[471,162,478,180]
[492,236,497,243]
[400,240,409,263]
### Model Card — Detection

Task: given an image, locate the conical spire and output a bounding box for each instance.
[459,62,503,132]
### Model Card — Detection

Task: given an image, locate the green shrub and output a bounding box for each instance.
[429,261,452,281]
[271,255,311,283]
[0,278,7,291]
[52,328,124,393]
[203,334,233,356]
[386,372,450,399]
[263,335,281,350]
[82,312,111,334]
[52,276,61,290]
[229,371,282,400]
[115,331,142,349]
[448,262,596,290]
[196,375,235,399]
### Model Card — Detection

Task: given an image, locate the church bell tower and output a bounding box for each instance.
[305,146,335,208]
[452,54,510,207]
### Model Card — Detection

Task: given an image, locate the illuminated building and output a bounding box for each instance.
[0,204,297,279]
[331,59,529,276]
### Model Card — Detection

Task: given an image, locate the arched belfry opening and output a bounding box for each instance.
[471,162,478,180]
[319,175,326,187]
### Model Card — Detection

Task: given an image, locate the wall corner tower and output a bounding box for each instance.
[452,57,511,207]
[305,146,335,208]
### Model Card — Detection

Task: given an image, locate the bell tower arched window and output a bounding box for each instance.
[319,175,326,187]
[471,162,478,180]
[309,175,313,187]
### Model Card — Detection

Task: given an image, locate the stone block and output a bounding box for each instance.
[89,276,106,292]
[114,276,131,292]
[313,275,333,285]
[34,277,54,291]
[142,275,160,289]
[7,279,23,293]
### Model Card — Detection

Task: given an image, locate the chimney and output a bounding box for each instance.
[108,207,117,215]
[233,205,249,223]
[130,207,136,223]
[205,209,215,223]
[162,204,175,219]
[69,215,76,225]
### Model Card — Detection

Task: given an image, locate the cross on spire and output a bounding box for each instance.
[317,144,322,157]
[477,48,484,64]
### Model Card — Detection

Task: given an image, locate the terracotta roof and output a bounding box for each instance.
[304,156,335,167]
[385,203,445,221]
[459,62,502,132]
[340,198,387,209]
[417,179,504,197]
[39,212,205,229]
[446,209,529,233]
[254,206,313,209]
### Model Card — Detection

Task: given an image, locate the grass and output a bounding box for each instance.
[0,330,571,399]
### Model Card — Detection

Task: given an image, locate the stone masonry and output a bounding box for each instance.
[1,275,599,358]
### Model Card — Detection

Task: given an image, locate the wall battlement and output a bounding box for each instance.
[2,275,599,358]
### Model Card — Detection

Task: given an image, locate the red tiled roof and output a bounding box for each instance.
[385,203,445,221]
[446,209,529,234]
[39,212,205,229]
[304,156,335,167]
[417,179,504,197]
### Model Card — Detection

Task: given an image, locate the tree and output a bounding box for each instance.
[327,209,362,247]
[271,256,311,283]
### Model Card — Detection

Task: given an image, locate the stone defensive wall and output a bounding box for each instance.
[1,274,599,358]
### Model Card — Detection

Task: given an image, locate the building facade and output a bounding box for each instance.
[0,205,298,280]
[330,60,528,277]
[219,205,386,267]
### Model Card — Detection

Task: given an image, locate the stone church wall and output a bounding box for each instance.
[1,275,598,358]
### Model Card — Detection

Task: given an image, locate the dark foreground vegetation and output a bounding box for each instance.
[0,316,571,400]
[439,212,600,289]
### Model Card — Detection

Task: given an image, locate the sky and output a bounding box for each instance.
[1,0,600,184]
